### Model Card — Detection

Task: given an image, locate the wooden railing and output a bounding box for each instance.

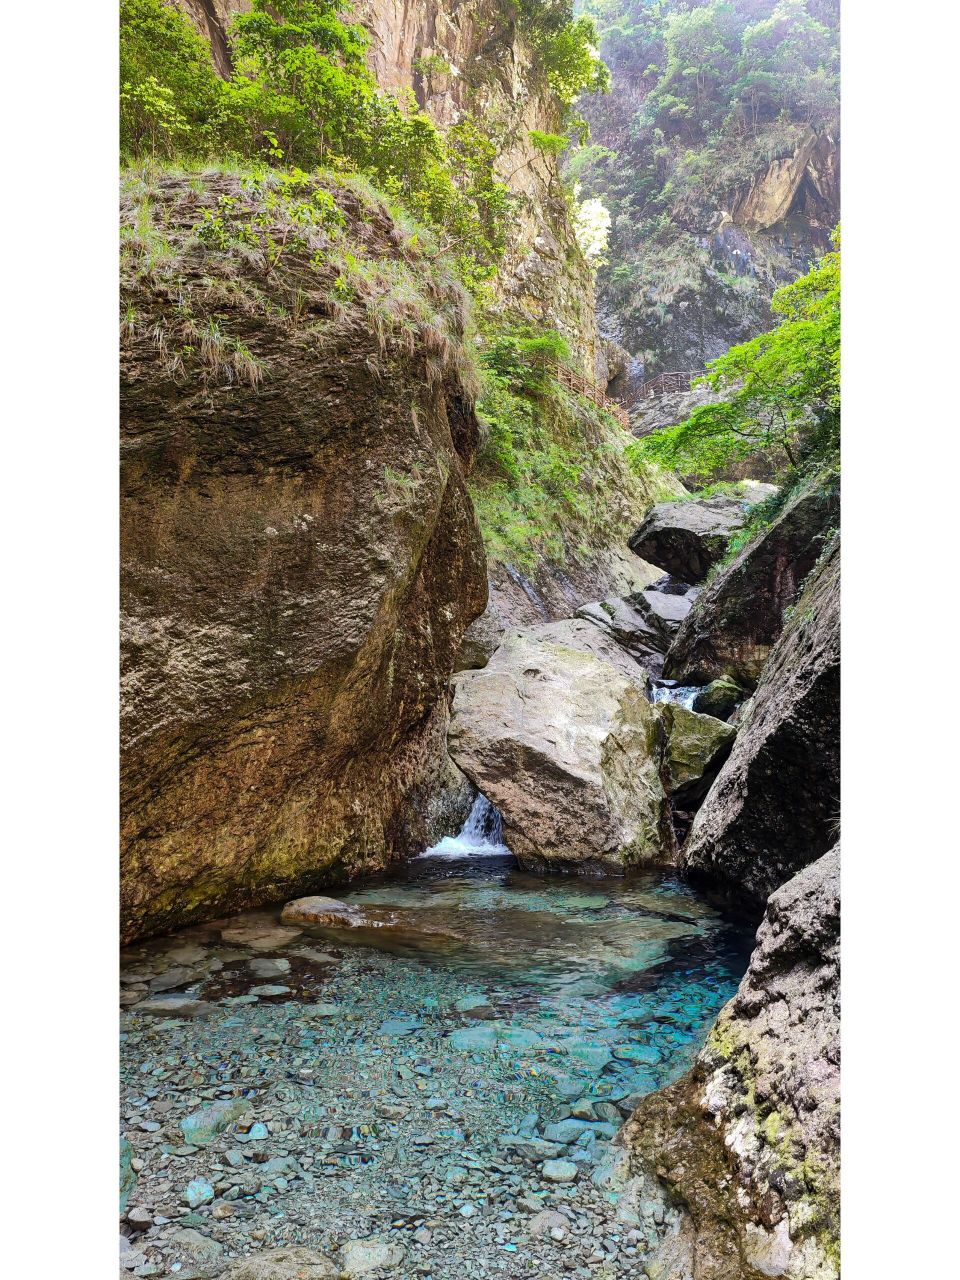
[540,358,631,429]
[638,370,706,400]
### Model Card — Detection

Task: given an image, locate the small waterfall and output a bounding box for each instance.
[649,683,702,711]
[418,793,511,860]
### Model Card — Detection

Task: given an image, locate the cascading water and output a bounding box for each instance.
[418,792,511,859]
[649,683,703,710]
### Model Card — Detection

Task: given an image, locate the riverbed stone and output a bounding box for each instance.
[541,1158,579,1184]
[184,1178,215,1209]
[448,620,673,872]
[180,1097,249,1146]
[219,1247,338,1279]
[280,897,362,927]
[340,1236,406,1276]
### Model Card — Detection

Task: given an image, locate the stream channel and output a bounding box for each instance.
[119,799,754,1279]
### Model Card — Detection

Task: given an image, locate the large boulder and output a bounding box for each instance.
[620,847,840,1280]
[665,470,840,686]
[120,175,487,941]
[660,704,736,808]
[628,496,748,582]
[447,620,673,871]
[682,536,840,908]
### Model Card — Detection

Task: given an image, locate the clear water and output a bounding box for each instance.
[119,854,754,1273]
[649,683,703,710]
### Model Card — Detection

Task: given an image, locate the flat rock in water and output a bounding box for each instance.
[219,1247,338,1279]
[281,896,363,926]
[248,957,290,978]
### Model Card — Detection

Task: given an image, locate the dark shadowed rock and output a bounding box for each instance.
[665,471,840,686]
[120,176,487,941]
[620,846,840,1280]
[682,536,840,907]
[628,496,748,582]
[448,620,672,872]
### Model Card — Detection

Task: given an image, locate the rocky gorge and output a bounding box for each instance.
[119,3,841,1278]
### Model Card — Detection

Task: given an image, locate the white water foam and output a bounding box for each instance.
[649,684,703,711]
[418,794,512,860]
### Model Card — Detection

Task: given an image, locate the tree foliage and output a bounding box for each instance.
[635,233,839,477]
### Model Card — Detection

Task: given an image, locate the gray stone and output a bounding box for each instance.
[541,1158,579,1184]
[340,1236,406,1276]
[219,1247,338,1279]
[628,496,748,582]
[448,621,671,873]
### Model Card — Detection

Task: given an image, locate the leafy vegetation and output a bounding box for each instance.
[634,234,839,479]
[120,0,612,291]
[471,325,681,568]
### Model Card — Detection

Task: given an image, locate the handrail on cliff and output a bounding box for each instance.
[536,356,631,429]
[637,370,707,400]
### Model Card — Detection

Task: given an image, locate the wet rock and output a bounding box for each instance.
[135,995,213,1018]
[281,897,364,927]
[541,1158,579,1184]
[249,984,291,998]
[683,536,840,906]
[448,620,672,872]
[248,957,290,979]
[659,704,736,808]
[628,496,747,583]
[219,1247,338,1279]
[340,1236,406,1276]
[691,676,745,720]
[181,1098,249,1146]
[665,470,840,686]
[622,847,840,1280]
[148,965,201,993]
[455,995,495,1020]
[220,922,303,952]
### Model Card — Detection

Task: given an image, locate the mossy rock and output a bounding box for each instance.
[692,675,745,720]
[660,703,736,807]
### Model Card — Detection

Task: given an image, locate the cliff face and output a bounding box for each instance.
[120,173,487,940]
[359,0,599,371]
[621,847,840,1280]
[576,0,840,391]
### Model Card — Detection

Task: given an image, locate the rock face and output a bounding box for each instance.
[629,497,748,584]
[120,175,487,941]
[666,472,840,687]
[448,620,672,871]
[621,847,840,1280]
[683,536,840,908]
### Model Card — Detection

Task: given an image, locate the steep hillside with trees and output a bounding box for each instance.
[573,0,839,386]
